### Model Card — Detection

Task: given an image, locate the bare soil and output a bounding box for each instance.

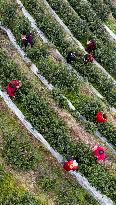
[112,0,116,7]
[1,30,116,174]
[51,105,116,173]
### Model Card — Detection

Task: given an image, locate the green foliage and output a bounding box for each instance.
[46,0,91,42]
[83,121,97,135]
[94,0,116,19]
[51,88,69,109]
[0,51,21,86]
[75,94,116,144]
[112,7,116,19]
[37,140,116,202]
[1,31,115,160]
[37,57,80,93]
[0,0,17,27]
[87,0,110,20]
[40,177,57,191]
[106,19,116,34]
[21,91,70,154]
[20,0,116,106]
[0,50,115,201]
[27,44,48,61]
[37,173,99,205]
[104,0,116,19]
[1,0,116,107]
[0,2,116,200]
[0,165,43,205]
[76,95,106,121]
[0,3,116,148]
[2,132,40,170]
[13,16,32,45]
[47,0,116,78]
[97,121,116,146]
[1,192,43,205]
[0,108,99,205]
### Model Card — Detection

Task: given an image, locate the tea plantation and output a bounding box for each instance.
[0,0,116,204]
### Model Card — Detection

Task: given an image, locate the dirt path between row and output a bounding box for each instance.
[52,105,116,174]
[1,30,116,174]
[112,0,116,7]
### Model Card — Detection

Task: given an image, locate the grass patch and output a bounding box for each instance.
[0,99,99,205]
[2,133,40,170]
[0,164,45,205]
[106,19,116,34]
[0,51,116,201]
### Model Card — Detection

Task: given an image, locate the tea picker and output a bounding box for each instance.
[96,112,108,123]
[27,32,33,48]
[83,53,94,64]
[92,145,106,161]
[67,50,94,65]
[21,31,33,49]
[21,31,28,49]
[6,80,21,97]
[63,156,81,171]
[66,51,78,64]
[85,39,96,53]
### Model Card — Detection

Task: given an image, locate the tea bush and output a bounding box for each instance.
[88,0,116,20]
[0,108,100,205]
[2,132,40,170]
[0,1,17,27]
[19,0,116,105]
[1,0,116,107]
[1,45,115,151]
[0,8,116,148]
[0,49,116,201]
[87,0,110,20]
[104,0,116,19]
[1,0,116,202]
[47,0,116,78]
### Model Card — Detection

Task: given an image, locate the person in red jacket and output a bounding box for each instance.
[85,39,96,53]
[92,145,106,161]
[96,112,108,123]
[83,53,94,64]
[6,80,21,97]
[63,156,80,171]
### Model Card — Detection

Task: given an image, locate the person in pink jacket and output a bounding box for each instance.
[92,145,106,161]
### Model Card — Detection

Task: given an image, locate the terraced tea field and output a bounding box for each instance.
[0,0,116,204]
